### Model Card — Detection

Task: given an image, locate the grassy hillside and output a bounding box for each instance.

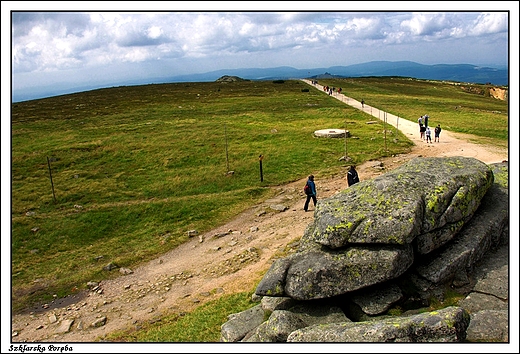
[12,79,418,312]
[319,77,508,147]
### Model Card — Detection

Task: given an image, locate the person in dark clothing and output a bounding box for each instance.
[303,175,317,212]
[347,165,360,187]
[420,124,426,140]
[434,124,442,142]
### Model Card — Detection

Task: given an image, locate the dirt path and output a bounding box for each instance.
[9,84,508,344]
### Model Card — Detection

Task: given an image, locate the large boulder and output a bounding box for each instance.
[304,156,493,253]
[255,244,414,300]
[243,303,349,342]
[287,306,470,342]
[221,158,508,343]
[256,157,493,300]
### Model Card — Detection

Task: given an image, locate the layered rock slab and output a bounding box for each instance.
[256,157,493,300]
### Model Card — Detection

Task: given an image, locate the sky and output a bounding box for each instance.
[3,3,517,102]
[2,2,519,352]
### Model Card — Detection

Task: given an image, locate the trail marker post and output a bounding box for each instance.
[344,121,348,163]
[258,155,264,182]
[47,156,56,203]
[225,123,230,172]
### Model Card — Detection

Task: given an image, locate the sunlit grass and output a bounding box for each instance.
[12,79,414,312]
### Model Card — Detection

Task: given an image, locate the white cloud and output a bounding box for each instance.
[471,12,508,35]
[11,11,510,76]
[6,10,512,101]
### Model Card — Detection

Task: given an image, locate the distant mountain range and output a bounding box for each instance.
[160,61,508,86]
[12,61,508,102]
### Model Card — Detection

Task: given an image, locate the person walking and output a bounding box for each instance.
[420,123,426,140]
[347,165,360,187]
[303,175,317,212]
[434,124,442,142]
[425,126,432,143]
[361,99,365,108]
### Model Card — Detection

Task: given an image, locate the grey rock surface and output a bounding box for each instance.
[221,159,509,343]
[287,306,470,342]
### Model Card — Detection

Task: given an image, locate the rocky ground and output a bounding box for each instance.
[9,86,511,346]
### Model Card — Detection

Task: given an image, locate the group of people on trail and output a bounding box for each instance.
[303,165,359,212]
[418,114,441,143]
[323,85,337,95]
[301,84,447,212]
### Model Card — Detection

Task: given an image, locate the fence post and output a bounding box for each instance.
[259,155,264,182]
[47,156,56,203]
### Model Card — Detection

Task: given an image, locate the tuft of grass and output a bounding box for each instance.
[427,288,466,311]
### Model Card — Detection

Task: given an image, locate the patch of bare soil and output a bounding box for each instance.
[9,88,508,344]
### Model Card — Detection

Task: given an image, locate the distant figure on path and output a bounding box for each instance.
[303,175,317,212]
[425,126,432,143]
[361,99,365,108]
[420,124,426,140]
[418,116,423,127]
[434,124,442,142]
[424,114,429,128]
[347,165,360,187]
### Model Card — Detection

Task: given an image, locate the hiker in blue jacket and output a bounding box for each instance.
[304,175,317,212]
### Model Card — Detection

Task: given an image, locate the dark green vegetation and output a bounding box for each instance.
[12,79,413,312]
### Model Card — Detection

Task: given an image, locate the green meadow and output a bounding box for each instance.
[11,77,508,340]
[322,77,508,146]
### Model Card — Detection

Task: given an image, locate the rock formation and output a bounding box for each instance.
[221,157,509,342]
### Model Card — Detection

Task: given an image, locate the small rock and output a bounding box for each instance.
[270,204,288,212]
[103,262,118,271]
[119,267,133,275]
[91,316,107,328]
[55,319,74,334]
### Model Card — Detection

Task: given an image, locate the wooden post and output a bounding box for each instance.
[344,121,348,163]
[225,123,229,172]
[384,112,388,151]
[258,155,264,182]
[47,156,56,203]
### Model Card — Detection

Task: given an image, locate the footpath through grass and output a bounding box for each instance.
[11,79,413,313]
[319,77,508,147]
